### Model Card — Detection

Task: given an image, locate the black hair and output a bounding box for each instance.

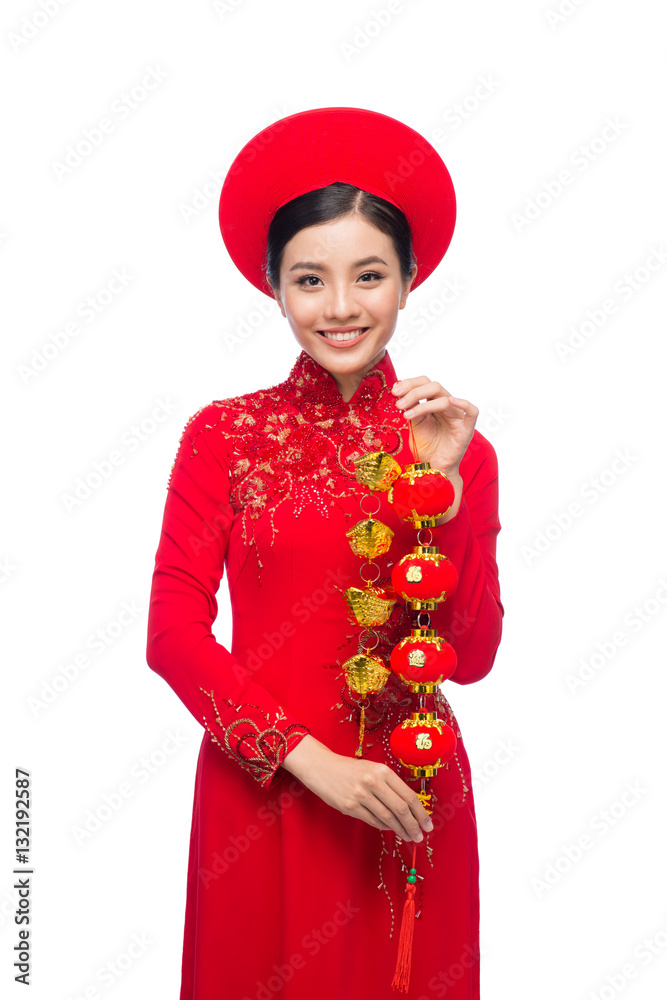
[264,182,415,291]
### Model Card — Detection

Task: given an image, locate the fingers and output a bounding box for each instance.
[391,377,430,395]
[354,765,433,842]
[384,768,434,833]
[369,788,425,842]
[404,396,478,422]
[446,395,479,420]
[318,755,435,842]
[354,801,394,834]
[392,379,478,422]
[393,379,445,412]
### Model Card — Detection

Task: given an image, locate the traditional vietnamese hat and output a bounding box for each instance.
[219,106,456,297]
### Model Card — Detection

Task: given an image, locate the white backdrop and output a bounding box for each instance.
[2,1,666,998]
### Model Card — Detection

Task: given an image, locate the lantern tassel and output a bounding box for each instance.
[391,844,418,992]
[355,703,366,758]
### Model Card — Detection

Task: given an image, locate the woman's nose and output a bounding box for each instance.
[322,283,362,321]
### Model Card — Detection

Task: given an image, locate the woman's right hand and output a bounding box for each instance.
[281,734,433,842]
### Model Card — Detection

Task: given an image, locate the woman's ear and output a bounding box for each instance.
[272,285,286,319]
[399,264,418,309]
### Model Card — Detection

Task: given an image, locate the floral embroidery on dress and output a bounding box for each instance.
[172,351,407,557]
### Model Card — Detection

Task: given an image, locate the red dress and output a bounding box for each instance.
[146,347,503,999]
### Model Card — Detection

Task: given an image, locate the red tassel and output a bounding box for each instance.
[392,845,418,993]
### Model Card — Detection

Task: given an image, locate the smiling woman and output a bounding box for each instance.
[270,206,416,399]
[146,107,503,1000]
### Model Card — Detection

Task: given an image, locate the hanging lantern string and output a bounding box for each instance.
[348,447,460,993]
[408,419,420,463]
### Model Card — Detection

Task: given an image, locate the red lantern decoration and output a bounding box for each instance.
[388,461,455,527]
[391,545,458,609]
[390,628,457,691]
[389,713,457,777]
[342,451,465,992]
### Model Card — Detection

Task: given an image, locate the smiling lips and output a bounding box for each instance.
[318,327,369,346]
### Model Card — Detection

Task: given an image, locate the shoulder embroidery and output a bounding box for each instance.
[168,353,407,560]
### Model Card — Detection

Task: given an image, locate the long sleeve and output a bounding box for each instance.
[145,405,311,789]
[426,430,504,685]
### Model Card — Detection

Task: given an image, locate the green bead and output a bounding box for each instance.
[407,874,417,883]
[409,868,417,874]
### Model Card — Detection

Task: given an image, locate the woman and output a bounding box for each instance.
[146,107,503,999]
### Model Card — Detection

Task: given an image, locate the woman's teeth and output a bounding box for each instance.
[320,329,367,341]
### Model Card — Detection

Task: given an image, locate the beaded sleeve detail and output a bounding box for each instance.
[170,350,406,553]
[200,688,311,789]
[147,389,314,791]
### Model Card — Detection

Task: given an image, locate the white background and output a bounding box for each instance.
[2,1,666,998]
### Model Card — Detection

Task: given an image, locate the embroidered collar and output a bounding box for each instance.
[284,348,398,411]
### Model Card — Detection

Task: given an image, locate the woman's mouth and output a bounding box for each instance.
[317,327,369,347]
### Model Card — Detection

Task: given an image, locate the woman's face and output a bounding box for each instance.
[272,213,417,380]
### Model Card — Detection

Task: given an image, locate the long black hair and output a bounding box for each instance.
[264,182,415,291]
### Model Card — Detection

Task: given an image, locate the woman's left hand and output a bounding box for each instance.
[391,376,478,474]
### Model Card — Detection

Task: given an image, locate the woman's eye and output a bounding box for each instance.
[295,271,385,286]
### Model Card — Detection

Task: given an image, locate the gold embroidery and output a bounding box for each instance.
[199,687,311,788]
[168,352,406,563]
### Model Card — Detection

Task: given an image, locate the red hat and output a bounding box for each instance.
[219,106,456,297]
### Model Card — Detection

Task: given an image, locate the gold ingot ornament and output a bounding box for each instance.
[341,650,390,758]
[353,451,402,491]
[344,585,397,626]
[342,652,390,695]
[345,518,394,559]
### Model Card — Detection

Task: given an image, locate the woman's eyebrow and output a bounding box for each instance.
[288,255,389,272]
